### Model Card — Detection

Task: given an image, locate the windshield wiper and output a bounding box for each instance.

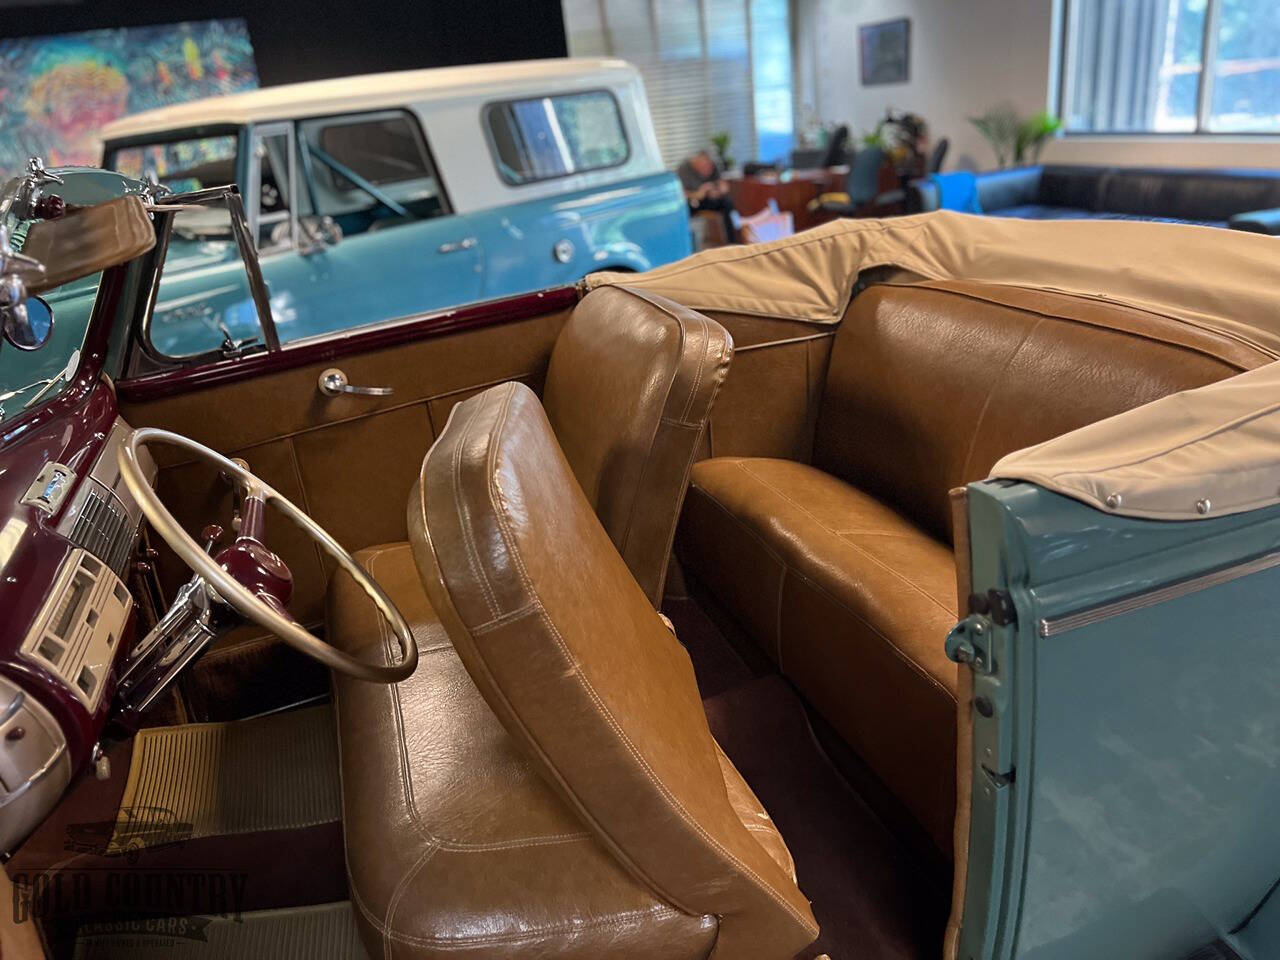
[19,348,80,409]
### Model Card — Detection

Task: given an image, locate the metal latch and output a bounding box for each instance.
[945,613,994,674]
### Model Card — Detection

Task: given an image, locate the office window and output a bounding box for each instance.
[485,91,630,184]
[562,0,795,167]
[1062,0,1280,134]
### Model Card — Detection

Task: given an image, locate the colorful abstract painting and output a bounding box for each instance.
[0,19,259,175]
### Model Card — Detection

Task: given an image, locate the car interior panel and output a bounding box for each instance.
[5,159,1280,960]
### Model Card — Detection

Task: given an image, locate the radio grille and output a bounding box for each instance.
[67,482,133,576]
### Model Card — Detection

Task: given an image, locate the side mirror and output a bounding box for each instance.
[1,287,53,352]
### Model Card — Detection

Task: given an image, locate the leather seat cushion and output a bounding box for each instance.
[329,542,798,960]
[677,457,959,855]
[410,383,818,959]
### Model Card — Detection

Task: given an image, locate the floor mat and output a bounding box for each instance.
[704,676,949,960]
[70,901,367,959]
[112,705,341,848]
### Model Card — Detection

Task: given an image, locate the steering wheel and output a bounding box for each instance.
[117,427,418,683]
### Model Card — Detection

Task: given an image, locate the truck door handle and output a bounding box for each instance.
[318,368,393,397]
[437,237,477,254]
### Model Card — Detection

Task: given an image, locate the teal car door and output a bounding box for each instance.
[950,369,1280,960]
[250,113,483,345]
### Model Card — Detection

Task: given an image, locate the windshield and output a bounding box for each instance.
[110,134,237,197]
[0,269,99,424]
[0,172,124,426]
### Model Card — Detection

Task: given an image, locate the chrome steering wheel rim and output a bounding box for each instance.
[118,427,418,683]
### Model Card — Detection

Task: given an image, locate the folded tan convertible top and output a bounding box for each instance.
[589,211,1280,520]
[993,361,1280,520]
[585,211,1280,358]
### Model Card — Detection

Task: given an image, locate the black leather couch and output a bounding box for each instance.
[908,164,1280,234]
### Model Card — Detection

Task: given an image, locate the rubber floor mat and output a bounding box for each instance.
[112,705,340,848]
[71,901,367,959]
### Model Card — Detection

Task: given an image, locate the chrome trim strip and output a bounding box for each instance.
[1039,550,1280,638]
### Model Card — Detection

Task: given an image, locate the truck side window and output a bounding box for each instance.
[484,90,629,185]
[297,110,446,237]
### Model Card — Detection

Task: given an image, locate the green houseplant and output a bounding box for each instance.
[969,104,1062,168]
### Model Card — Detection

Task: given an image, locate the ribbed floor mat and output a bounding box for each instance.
[71,901,367,959]
[112,705,340,846]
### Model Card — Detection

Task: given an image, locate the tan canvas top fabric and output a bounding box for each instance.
[992,361,1280,520]
[585,211,1280,360]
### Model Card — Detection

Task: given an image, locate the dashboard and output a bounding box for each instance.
[0,386,156,853]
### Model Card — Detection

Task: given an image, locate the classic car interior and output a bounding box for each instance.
[2,167,1276,960]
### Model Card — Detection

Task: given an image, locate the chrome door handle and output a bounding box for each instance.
[318,368,393,397]
[437,237,477,254]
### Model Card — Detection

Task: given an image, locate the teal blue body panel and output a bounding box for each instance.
[148,172,690,356]
[961,480,1280,960]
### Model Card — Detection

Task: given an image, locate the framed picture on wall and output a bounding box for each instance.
[859,17,910,85]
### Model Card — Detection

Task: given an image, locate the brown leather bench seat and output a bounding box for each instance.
[677,280,1250,855]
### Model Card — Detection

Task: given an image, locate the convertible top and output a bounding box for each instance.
[585,210,1280,356]
[588,212,1280,521]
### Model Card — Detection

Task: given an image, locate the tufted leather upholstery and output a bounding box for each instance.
[543,285,733,605]
[405,381,818,960]
[677,280,1246,854]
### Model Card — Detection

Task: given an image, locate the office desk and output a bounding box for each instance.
[725,167,847,232]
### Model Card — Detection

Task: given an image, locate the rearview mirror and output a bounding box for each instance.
[2,294,53,351]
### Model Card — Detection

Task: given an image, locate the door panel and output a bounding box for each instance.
[121,308,569,631]
[959,480,1280,960]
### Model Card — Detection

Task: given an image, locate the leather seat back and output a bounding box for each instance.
[812,282,1243,543]
[409,381,818,960]
[543,286,733,605]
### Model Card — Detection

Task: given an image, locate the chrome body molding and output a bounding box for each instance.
[1039,549,1280,638]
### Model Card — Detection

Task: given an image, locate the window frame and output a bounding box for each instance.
[1057,0,1280,138]
[294,107,455,222]
[481,88,632,187]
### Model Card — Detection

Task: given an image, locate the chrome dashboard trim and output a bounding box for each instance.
[1038,549,1280,638]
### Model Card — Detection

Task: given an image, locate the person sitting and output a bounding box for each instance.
[678,149,738,243]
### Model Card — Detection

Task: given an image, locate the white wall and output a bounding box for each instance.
[794,0,1280,171]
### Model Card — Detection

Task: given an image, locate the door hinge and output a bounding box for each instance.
[945,614,994,673]
[981,763,1015,789]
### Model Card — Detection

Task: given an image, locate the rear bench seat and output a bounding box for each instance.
[676,279,1250,855]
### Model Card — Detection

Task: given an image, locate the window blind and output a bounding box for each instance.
[563,0,767,168]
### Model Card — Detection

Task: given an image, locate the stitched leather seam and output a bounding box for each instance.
[689,481,955,698]
[532,597,816,933]
[733,460,956,618]
[384,841,441,959]
[455,394,502,618]
[472,600,541,634]
[472,418,815,934]
[607,291,691,571]
[356,893,689,949]
[354,547,582,852]
[680,312,710,422]
[434,832,591,852]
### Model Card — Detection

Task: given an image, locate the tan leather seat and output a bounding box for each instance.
[544,284,732,604]
[679,456,960,851]
[330,383,816,959]
[677,281,1248,856]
